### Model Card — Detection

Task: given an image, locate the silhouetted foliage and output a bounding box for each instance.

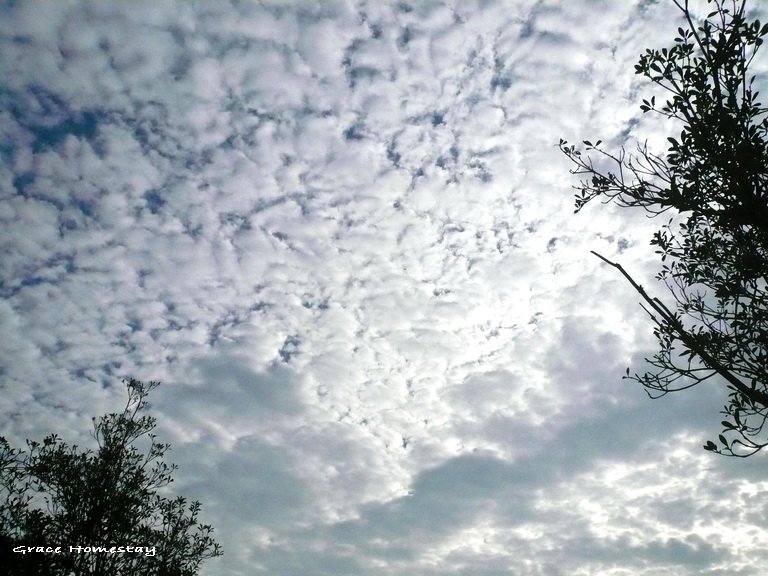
[560,0,768,456]
[0,379,222,574]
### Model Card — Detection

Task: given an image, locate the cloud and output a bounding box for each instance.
[3,0,768,575]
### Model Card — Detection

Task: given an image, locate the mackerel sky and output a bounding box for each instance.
[3,1,768,574]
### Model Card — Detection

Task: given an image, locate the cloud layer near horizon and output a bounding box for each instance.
[3,1,768,575]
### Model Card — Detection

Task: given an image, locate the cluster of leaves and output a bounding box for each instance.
[560,0,768,456]
[0,379,222,575]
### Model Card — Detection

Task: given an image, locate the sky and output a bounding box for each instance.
[2,0,768,574]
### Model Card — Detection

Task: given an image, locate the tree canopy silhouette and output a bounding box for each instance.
[0,379,222,575]
[560,0,768,456]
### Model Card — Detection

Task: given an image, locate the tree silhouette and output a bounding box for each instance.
[0,379,222,575]
[560,0,768,456]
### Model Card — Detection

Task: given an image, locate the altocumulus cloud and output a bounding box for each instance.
[3,0,768,575]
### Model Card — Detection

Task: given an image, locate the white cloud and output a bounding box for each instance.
[2,0,768,574]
